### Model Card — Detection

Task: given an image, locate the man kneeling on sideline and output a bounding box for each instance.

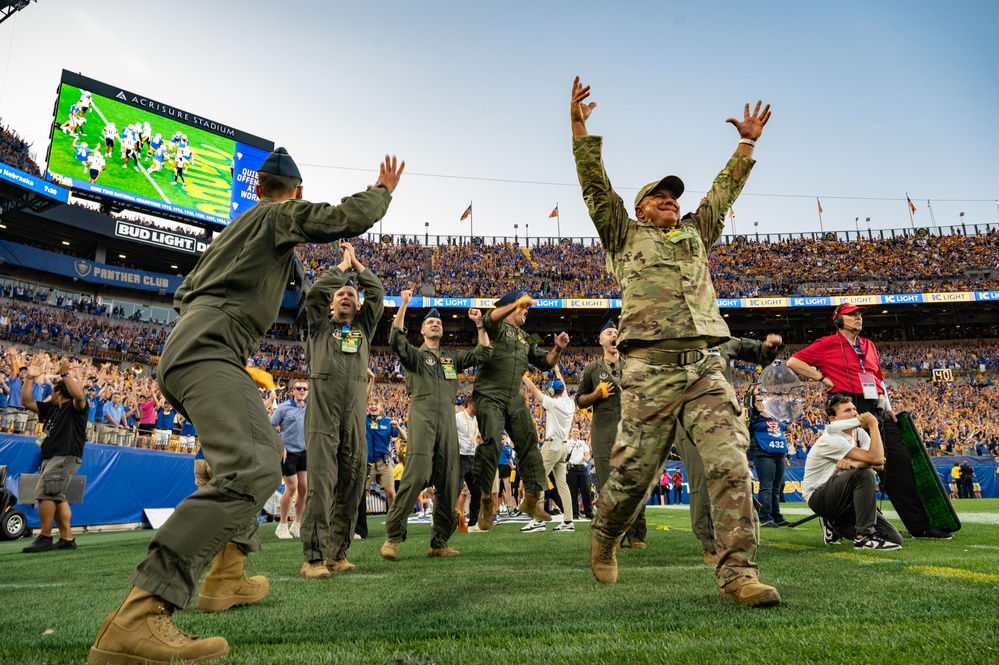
[802,394,903,551]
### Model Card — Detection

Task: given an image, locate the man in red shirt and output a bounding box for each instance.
[786,302,952,540]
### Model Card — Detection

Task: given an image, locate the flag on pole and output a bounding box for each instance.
[907,196,916,215]
[549,205,558,219]
[460,204,472,221]
[728,208,735,218]
[817,198,823,214]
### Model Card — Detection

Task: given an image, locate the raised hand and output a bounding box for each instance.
[400,289,413,306]
[375,155,405,193]
[554,331,570,349]
[468,307,482,325]
[726,101,772,141]
[571,76,596,136]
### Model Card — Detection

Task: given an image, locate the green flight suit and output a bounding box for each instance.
[471,315,553,498]
[575,353,647,540]
[679,338,781,553]
[575,134,762,588]
[133,191,390,608]
[300,266,384,564]
[384,326,491,548]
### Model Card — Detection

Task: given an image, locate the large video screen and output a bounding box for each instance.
[45,71,273,226]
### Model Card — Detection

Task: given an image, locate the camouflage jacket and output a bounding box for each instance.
[572,135,754,349]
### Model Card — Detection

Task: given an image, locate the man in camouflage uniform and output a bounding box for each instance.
[576,319,648,548]
[90,150,403,663]
[570,76,780,607]
[380,293,491,560]
[682,334,784,564]
[471,291,570,529]
[299,242,385,579]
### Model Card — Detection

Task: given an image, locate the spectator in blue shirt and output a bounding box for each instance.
[270,380,310,539]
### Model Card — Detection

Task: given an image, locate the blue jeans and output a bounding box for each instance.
[754,453,785,524]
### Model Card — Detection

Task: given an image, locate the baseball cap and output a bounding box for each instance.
[634,175,685,208]
[833,302,866,320]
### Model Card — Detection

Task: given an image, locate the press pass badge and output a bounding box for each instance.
[859,372,878,400]
[35,431,47,448]
[441,358,457,380]
[341,328,362,354]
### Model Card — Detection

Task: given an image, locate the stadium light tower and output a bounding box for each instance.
[0,0,36,26]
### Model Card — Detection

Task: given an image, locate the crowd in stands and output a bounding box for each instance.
[295,238,425,294]
[289,230,999,299]
[0,120,41,176]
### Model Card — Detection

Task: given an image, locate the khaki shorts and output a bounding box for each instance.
[368,458,394,490]
[35,455,82,503]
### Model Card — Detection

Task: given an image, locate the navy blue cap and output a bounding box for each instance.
[425,308,441,321]
[601,319,617,332]
[545,379,565,394]
[258,147,302,180]
[344,276,357,290]
[495,290,526,307]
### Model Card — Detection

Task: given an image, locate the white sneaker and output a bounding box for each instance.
[275,523,292,540]
[290,521,301,538]
[353,533,362,540]
[520,520,546,533]
[553,521,575,532]
[467,525,483,533]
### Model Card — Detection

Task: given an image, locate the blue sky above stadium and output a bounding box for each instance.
[1,0,997,240]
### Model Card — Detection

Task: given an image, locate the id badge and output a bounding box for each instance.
[341,330,361,354]
[35,431,47,448]
[441,360,457,380]
[859,372,878,400]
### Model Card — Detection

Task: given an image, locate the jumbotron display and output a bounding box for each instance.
[44,70,274,226]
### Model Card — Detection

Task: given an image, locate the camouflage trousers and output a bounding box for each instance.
[592,353,760,586]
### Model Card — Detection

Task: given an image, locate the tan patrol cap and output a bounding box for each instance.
[634,175,685,208]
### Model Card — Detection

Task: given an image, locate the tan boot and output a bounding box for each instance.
[380,541,399,561]
[590,533,618,585]
[195,543,269,612]
[703,550,720,566]
[325,557,357,573]
[626,536,647,550]
[719,576,782,607]
[518,492,551,522]
[299,560,331,580]
[427,546,460,558]
[88,586,229,664]
[477,494,495,531]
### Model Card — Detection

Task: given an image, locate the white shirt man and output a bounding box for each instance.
[521,374,575,532]
[803,394,902,551]
[456,398,488,532]
[564,430,593,522]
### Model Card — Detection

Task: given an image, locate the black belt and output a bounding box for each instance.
[567,463,587,471]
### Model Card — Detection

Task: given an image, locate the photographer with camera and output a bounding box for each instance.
[802,394,903,551]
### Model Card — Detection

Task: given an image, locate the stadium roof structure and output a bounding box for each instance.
[0,0,34,26]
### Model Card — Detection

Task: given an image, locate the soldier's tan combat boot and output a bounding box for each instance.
[719,576,781,607]
[380,541,399,561]
[626,536,647,550]
[703,550,720,565]
[477,494,495,531]
[195,543,269,612]
[325,557,357,573]
[519,492,551,522]
[427,546,461,558]
[300,560,332,580]
[589,533,618,585]
[88,586,229,664]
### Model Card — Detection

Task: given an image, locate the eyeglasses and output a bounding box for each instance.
[294,387,309,391]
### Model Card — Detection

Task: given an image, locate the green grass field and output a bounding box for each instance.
[2,501,998,664]
[47,83,236,220]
